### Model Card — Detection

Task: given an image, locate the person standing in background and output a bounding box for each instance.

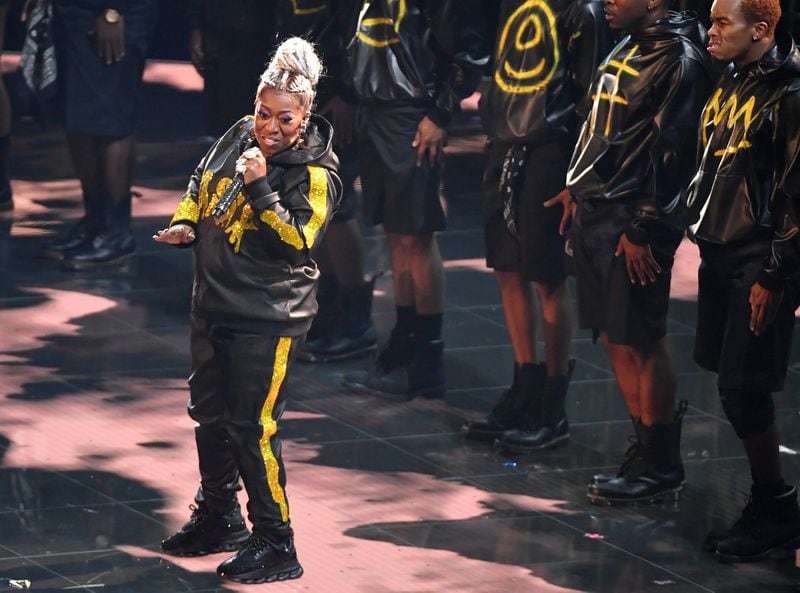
[186,0,275,139]
[38,0,158,269]
[343,0,489,401]
[462,0,613,453]
[686,0,800,563]
[557,0,712,504]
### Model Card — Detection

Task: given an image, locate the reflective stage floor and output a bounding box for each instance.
[0,62,798,593]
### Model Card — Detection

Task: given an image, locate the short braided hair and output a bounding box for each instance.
[256,37,323,113]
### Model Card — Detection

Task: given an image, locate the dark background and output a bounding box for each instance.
[3,1,800,62]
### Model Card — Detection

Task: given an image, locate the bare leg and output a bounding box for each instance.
[319,219,366,289]
[534,279,572,376]
[386,232,444,314]
[603,336,675,425]
[495,270,536,364]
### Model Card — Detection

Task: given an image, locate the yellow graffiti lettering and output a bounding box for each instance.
[290,0,327,16]
[494,0,559,94]
[589,44,640,137]
[356,0,406,47]
[702,88,757,155]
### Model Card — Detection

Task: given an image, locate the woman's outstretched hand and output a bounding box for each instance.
[153,224,195,245]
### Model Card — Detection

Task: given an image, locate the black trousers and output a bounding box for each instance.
[188,315,297,540]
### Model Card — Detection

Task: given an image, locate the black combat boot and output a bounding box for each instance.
[217,534,303,583]
[590,416,644,484]
[62,196,134,269]
[462,362,545,441]
[714,484,800,562]
[300,274,378,362]
[345,335,445,401]
[297,274,340,362]
[343,328,415,393]
[497,360,574,453]
[161,502,250,557]
[40,193,104,259]
[587,401,687,505]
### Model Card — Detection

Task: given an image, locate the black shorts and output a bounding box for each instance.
[357,103,445,234]
[53,0,158,137]
[695,238,798,392]
[483,139,568,284]
[572,200,682,347]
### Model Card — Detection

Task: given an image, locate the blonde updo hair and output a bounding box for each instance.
[256,37,323,114]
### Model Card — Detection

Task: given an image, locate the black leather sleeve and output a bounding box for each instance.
[423,0,491,128]
[626,56,710,245]
[757,89,800,290]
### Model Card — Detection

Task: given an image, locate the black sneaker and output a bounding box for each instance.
[161,504,250,557]
[217,534,303,584]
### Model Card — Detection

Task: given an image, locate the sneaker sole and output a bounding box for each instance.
[586,484,685,506]
[496,433,570,453]
[162,534,250,558]
[221,564,303,584]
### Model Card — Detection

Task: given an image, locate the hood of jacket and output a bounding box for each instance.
[631,11,707,49]
[267,114,339,172]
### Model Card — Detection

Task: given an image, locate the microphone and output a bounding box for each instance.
[213,123,256,220]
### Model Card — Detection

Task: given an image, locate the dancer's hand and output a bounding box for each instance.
[153,224,195,245]
[615,234,661,285]
[90,11,126,66]
[543,188,575,236]
[412,116,445,167]
[749,282,782,336]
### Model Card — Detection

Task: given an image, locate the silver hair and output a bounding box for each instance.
[256,37,323,114]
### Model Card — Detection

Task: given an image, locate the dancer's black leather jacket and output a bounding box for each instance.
[169,115,342,336]
[566,12,712,244]
[686,32,800,290]
[347,0,489,127]
[479,0,613,146]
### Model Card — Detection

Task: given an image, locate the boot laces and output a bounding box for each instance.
[618,436,643,477]
[186,504,211,527]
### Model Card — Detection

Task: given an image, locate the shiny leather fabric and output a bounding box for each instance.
[479,0,614,145]
[686,31,800,289]
[567,12,712,244]
[169,115,343,336]
[347,0,490,127]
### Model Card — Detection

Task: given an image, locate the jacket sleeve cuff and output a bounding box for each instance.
[756,269,784,291]
[624,224,650,246]
[246,177,280,212]
[425,106,451,130]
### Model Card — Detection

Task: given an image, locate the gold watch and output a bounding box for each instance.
[103,8,122,24]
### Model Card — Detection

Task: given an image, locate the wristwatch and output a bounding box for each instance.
[103,8,122,24]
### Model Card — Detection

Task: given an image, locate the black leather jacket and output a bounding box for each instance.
[687,32,800,290]
[567,12,712,244]
[169,115,342,336]
[347,0,489,127]
[479,0,613,146]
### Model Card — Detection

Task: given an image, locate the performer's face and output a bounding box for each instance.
[254,89,307,157]
[708,0,764,63]
[603,0,652,32]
